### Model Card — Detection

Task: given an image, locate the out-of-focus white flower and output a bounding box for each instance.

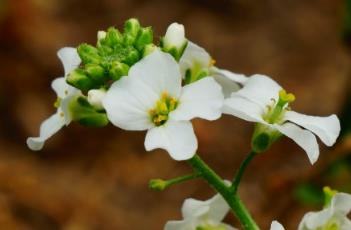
[103,50,223,160]
[298,192,351,230]
[87,88,106,110]
[223,75,340,164]
[164,193,237,230]
[179,41,247,97]
[27,48,81,151]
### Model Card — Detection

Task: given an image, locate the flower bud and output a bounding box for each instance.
[87,89,106,110]
[77,43,101,64]
[121,47,140,65]
[109,61,129,81]
[163,23,186,49]
[134,26,153,51]
[123,18,141,45]
[97,30,107,41]
[104,27,123,46]
[149,179,167,191]
[69,96,109,127]
[84,64,106,83]
[66,69,95,91]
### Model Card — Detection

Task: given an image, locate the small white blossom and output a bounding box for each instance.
[26,47,81,151]
[87,89,106,110]
[298,193,351,230]
[179,41,247,97]
[223,75,340,164]
[164,23,186,50]
[164,194,236,230]
[103,50,223,160]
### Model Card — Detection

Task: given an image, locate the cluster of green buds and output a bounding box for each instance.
[67,18,154,92]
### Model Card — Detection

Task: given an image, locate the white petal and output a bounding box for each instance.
[331,193,351,215]
[57,47,81,76]
[298,209,332,230]
[270,221,285,230]
[129,50,182,98]
[51,77,79,99]
[170,77,224,121]
[212,71,241,98]
[211,67,248,85]
[233,74,282,109]
[274,122,319,164]
[223,96,266,123]
[26,112,66,151]
[144,121,197,161]
[182,198,210,219]
[206,194,230,223]
[284,111,340,146]
[341,218,351,230]
[179,41,211,77]
[103,76,155,131]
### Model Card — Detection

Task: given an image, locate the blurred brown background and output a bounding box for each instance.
[0,0,351,229]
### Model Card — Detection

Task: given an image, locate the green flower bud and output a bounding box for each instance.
[121,47,140,65]
[104,27,123,46]
[68,96,109,127]
[77,43,101,64]
[134,26,153,51]
[85,64,106,82]
[123,18,141,45]
[109,61,129,81]
[142,44,157,57]
[149,179,167,191]
[67,69,95,91]
[251,123,282,153]
[323,186,338,208]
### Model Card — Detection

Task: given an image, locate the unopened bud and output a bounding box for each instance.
[142,44,157,57]
[123,18,141,45]
[134,27,153,51]
[85,64,106,82]
[67,69,95,91]
[149,179,167,191]
[97,30,107,41]
[77,44,101,64]
[87,89,106,110]
[105,27,123,46]
[109,61,129,81]
[163,23,186,49]
[121,47,140,66]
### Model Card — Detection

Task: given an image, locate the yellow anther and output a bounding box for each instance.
[209,58,216,67]
[279,89,295,103]
[54,97,62,108]
[149,91,178,126]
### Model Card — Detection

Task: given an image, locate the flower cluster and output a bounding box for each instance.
[26,18,343,230]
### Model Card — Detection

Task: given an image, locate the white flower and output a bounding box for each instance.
[164,194,237,230]
[298,192,351,230]
[164,22,186,50]
[270,221,285,230]
[223,74,340,164]
[26,47,81,151]
[103,50,223,160]
[87,89,106,110]
[179,41,247,97]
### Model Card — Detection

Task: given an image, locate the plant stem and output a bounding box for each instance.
[231,151,257,194]
[188,154,260,230]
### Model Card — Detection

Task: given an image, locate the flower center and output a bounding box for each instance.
[263,89,295,124]
[315,218,340,230]
[149,92,178,126]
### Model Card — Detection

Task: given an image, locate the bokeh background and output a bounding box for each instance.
[0,0,351,229]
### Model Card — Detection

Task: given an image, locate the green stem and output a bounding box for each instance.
[231,151,257,194]
[188,155,260,230]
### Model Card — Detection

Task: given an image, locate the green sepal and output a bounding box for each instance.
[68,95,108,127]
[109,61,129,81]
[85,63,106,82]
[77,43,101,64]
[251,123,282,153]
[134,26,153,51]
[104,27,123,47]
[66,69,95,92]
[160,38,188,61]
[123,18,141,45]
